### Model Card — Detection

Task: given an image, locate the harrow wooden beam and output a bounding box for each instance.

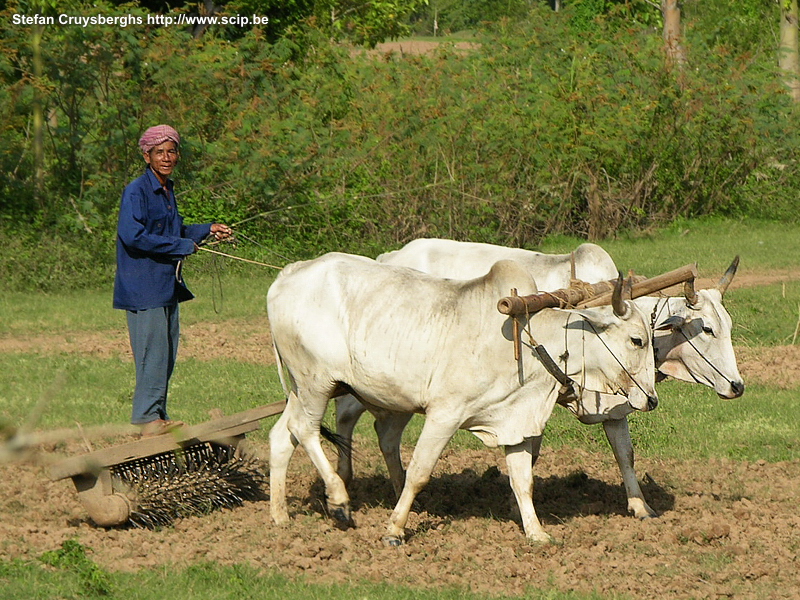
[49,401,286,527]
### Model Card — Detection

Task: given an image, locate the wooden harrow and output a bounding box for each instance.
[50,402,285,528]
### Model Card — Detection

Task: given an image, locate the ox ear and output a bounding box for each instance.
[717,255,739,297]
[573,308,617,330]
[655,315,686,331]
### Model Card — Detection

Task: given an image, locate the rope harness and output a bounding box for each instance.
[513,302,652,401]
[651,297,738,388]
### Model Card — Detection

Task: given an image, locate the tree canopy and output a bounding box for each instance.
[1,0,798,290]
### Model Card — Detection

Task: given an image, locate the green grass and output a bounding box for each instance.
[726,281,800,346]
[1,552,612,600]
[539,216,800,278]
[0,270,277,338]
[390,379,800,465]
[545,380,800,463]
[0,353,284,435]
[0,289,123,337]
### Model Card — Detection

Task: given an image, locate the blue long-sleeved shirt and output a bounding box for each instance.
[113,168,211,310]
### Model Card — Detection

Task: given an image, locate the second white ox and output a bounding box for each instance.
[335,238,744,520]
[267,252,658,545]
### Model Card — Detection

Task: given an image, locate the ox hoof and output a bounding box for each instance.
[628,499,658,520]
[526,533,553,546]
[382,535,404,548]
[271,511,291,526]
[328,505,354,529]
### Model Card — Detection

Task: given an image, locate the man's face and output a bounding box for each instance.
[144,140,179,180]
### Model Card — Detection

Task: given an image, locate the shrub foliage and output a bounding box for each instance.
[1,0,799,290]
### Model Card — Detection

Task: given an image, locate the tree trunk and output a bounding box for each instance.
[662,0,687,70]
[779,0,800,102]
[586,170,603,241]
[32,23,45,211]
[192,0,218,38]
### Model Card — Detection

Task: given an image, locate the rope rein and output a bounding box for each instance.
[197,245,283,270]
[581,316,652,399]
[677,313,738,386]
[517,307,652,399]
[653,297,737,388]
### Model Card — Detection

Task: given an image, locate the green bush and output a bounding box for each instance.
[2,0,799,290]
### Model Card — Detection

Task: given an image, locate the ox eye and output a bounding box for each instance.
[631,337,644,348]
[702,326,714,336]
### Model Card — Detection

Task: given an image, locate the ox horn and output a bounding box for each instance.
[611,272,632,318]
[717,255,739,296]
[683,278,699,307]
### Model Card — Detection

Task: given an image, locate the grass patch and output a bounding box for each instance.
[0,289,123,337]
[545,380,800,463]
[540,217,800,277]
[1,551,615,600]
[0,353,284,433]
[0,268,275,338]
[725,281,800,346]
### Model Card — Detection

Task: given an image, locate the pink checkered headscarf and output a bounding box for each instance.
[138,125,180,153]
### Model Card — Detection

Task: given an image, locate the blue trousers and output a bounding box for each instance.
[126,305,180,425]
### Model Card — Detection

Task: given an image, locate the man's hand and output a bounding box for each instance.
[210,223,233,241]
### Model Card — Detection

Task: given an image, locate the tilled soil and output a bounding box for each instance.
[3,441,800,600]
[2,269,800,599]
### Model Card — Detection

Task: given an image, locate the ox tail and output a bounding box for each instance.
[321,425,353,461]
[271,340,352,460]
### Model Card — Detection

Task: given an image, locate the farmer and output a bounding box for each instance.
[113,124,232,438]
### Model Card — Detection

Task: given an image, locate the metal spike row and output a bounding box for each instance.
[110,442,267,529]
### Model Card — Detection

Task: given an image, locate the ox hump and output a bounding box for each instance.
[481,259,538,296]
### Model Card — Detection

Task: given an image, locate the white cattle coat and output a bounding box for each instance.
[268,252,656,543]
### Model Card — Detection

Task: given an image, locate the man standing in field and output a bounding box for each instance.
[113,124,232,438]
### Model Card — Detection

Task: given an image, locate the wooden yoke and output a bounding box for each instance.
[497,263,698,316]
[576,263,698,308]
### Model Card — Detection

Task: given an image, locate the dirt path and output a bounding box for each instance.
[2,269,797,365]
[2,269,800,599]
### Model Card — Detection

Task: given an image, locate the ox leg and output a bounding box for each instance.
[602,417,658,519]
[269,410,299,525]
[383,414,460,547]
[505,436,552,544]
[334,394,367,488]
[272,394,353,527]
[374,411,413,499]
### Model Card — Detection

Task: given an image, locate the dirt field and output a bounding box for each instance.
[2,270,800,599]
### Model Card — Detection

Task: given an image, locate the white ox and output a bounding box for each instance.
[267,252,658,545]
[335,239,744,520]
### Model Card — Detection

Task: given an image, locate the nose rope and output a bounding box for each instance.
[581,317,653,400]
[656,298,738,388]
[517,312,647,399]
[676,327,738,386]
